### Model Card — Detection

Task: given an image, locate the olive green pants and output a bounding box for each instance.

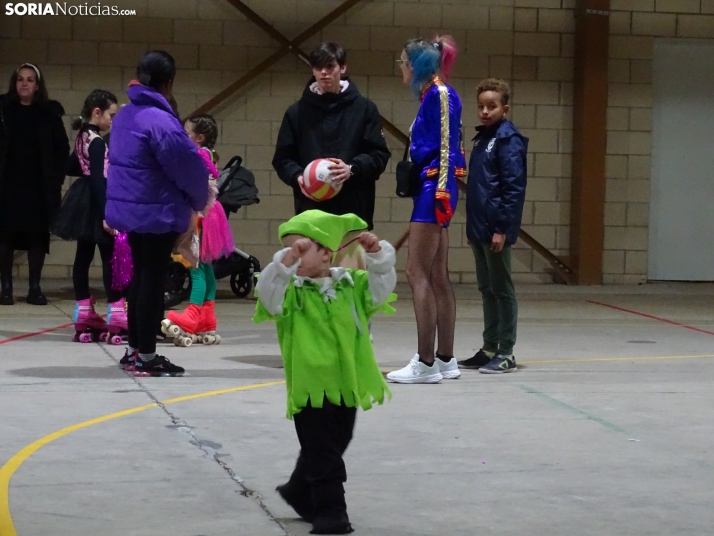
[471,242,518,355]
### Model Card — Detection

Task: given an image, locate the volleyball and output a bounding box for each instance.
[302,158,341,201]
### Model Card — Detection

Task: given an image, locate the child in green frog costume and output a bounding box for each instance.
[254,209,396,535]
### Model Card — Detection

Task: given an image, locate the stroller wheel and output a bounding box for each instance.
[230,271,253,298]
[164,262,191,308]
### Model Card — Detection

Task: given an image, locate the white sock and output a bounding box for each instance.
[138,352,156,363]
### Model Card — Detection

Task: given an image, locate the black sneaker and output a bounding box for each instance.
[457,349,493,369]
[134,354,185,377]
[119,349,136,370]
[479,355,517,374]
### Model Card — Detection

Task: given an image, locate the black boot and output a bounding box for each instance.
[310,483,353,535]
[277,454,315,522]
[26,269,47,306]
[26,287,47,305]
[276,483,315,523]
[0,247,12,305]
[0,276,12,306]
[26,248,47,305]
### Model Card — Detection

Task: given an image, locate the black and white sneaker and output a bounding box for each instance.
[479,355,517,374]
[119,349,136,370]
[134,354,185,377]
[457,349,493,369]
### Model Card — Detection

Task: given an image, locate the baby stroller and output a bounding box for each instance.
[164,155,260,308]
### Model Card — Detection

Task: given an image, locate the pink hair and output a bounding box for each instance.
[433,35,458,81]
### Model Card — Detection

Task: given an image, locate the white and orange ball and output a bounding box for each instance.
[302,158,342,201]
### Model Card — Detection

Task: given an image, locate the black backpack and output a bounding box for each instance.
[216,156,260,214]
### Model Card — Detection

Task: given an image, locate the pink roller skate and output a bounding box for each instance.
[197,300,221,345]
[73,298,107,343]
[161,303,201,347]
[103,298,128,345]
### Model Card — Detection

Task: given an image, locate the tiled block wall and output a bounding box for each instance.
[0,0,712,283]
[605,0,714,283]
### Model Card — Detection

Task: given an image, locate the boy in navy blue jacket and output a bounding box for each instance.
[459,79,528,374]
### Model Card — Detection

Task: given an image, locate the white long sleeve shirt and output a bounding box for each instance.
[256,240,397,316]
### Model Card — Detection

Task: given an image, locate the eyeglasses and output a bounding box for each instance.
[396,59,406,66]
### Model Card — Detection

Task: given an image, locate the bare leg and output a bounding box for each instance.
[429,227,456,357]
[405,222,443,364]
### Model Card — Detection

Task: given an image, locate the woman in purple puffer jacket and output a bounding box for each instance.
[106,50,208,377]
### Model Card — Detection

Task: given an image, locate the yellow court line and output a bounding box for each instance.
[0,380,285,536]
[518,353,714,365]
[161,381,285,405]
[4,351,714,533]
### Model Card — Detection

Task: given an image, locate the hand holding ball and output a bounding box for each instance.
[299,158,342,201]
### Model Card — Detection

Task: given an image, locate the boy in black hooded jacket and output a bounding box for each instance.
[272,42,391,230]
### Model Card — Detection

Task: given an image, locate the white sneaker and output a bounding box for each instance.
[386,354,443,384]
[435,356,461,379]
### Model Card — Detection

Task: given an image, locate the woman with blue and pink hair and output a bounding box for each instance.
[388,36,467,384]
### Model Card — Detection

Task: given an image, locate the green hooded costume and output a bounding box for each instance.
[253,210,395,418]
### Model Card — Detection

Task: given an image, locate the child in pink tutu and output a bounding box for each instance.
[162,114,234,345]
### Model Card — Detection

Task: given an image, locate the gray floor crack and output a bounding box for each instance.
[96,343,292,535]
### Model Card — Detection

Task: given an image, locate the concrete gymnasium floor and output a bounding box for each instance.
[1,281,713,536]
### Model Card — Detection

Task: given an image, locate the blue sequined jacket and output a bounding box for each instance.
[410,77,467,191]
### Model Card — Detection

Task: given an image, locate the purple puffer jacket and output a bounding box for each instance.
[106,84,208,234]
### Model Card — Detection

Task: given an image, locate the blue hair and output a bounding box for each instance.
[404,36,458,97]
[405,40,441,96]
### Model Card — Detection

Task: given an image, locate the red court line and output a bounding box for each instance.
[0,322,74,345]
[587,300,714,337]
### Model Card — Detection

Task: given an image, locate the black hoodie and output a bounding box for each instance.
[272,78,391,229]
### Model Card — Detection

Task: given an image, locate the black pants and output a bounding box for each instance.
[288,398,357,513]
[73,239,121,303]
[127,232,176,354]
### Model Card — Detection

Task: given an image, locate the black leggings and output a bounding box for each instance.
[127,232,176,354]
[73,239,121,303]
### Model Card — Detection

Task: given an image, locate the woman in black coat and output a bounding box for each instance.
[0,63,69,305]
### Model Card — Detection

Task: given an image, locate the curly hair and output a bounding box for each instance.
[71,89,118,130]
[476,78,511,106]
